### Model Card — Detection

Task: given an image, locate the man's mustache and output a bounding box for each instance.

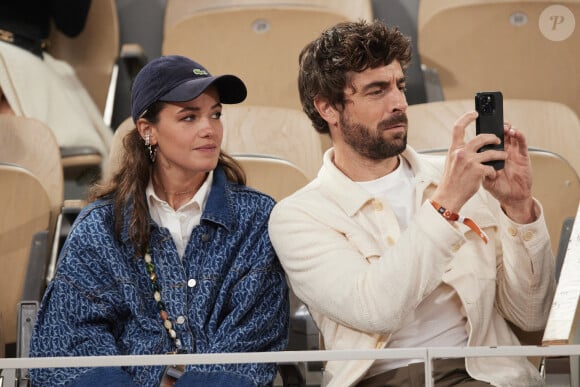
[379,112,408,130]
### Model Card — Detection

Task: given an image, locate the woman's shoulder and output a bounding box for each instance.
[226,181,277,208]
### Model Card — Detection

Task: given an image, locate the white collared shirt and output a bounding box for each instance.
[146,171,213,258]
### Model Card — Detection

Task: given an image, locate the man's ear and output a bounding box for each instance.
[314,97,338,127]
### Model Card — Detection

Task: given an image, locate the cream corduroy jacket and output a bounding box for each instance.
[269,146,556,387]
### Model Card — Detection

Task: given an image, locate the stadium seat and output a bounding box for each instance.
[48,0,147,192]
[233,155,309,201]
[417,0,580,119]
[161,0,372,112]
[0,115,64,240]
[47,0,119,121]
[221,105,323,180]
[0,163,51,354]
[407,98,580,178]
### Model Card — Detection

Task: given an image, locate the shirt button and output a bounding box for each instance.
[373,200,383,211]
[523,230,535,241]
[451,242,461,252]
[385,236,395,247]
[188,278,197,288]
[508,227,517,237]
[176,316,185,324]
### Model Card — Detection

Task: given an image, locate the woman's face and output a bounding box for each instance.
[149,86,223,176]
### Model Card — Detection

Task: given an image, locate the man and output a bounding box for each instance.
[268,20,555,386]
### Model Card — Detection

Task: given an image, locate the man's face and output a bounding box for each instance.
[338,60,408,160]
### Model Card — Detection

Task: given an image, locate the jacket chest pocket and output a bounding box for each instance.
[345,231,386,263]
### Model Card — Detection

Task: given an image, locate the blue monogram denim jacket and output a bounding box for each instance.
[29,166,290,386]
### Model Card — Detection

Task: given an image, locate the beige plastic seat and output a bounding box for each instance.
[102,117,135,183]
[417,0,580,119]
[233,155,309,201]
[0,115,64,239]
[407,99,580,178]
[221,105,323,180]
[162,0,372,112]
[0,163,51,350]
[48,0,119,118]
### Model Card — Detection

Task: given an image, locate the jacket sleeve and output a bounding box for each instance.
[493,198,556,331]
[28,246,133,386]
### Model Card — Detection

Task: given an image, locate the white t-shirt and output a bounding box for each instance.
[357,157,468,377]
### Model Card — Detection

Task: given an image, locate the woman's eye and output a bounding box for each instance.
[212,111,222,119]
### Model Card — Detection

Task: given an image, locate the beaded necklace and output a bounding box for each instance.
[144,248,184,353]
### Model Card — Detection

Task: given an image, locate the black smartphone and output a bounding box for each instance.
[475,91,504,170]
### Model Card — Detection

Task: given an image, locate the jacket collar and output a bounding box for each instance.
[317,146,443,217]
[200,165,234,231]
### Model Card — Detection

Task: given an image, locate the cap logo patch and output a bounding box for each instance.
[193,68,208,76]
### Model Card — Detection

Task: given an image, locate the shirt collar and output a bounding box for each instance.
[146,171,214,213]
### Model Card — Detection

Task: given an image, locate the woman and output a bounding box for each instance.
[29,55,289,386]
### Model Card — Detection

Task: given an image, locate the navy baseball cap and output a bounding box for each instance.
[131,55,247,122]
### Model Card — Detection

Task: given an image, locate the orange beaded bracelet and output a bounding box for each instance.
[429,199,488,244]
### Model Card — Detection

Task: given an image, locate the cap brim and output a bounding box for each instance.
[159,75,247,104]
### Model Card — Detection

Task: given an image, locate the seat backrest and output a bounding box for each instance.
[0,163,51,346]
[0,115,64,235]
[162,1,371,111]
[48,0,120,115]
[221,105,323,180]
[418,147,580,257]
[406,99,580,178]
[164,0,373,36]
[417,0,580,119]
[102,116,134,183]
[233,155,309,201]
[528,149,580,257]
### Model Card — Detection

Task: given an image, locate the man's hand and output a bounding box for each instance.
[483,124,536,223]
[431,111,506,213]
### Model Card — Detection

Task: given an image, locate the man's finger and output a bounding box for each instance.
[451,111,478,148]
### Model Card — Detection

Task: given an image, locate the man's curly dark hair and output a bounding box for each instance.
[298,20,412,134]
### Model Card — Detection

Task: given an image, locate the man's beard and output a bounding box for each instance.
[339,111,408,160]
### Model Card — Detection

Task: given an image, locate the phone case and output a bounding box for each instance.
[475,91,504,170]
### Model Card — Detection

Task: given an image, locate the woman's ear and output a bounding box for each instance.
[314,97,338,127]
[136,119,156,145]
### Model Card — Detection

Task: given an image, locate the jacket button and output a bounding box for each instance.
[201,233,210,242]
[188,279,197,288]
[176,316,185,324]
[522,230,535,241]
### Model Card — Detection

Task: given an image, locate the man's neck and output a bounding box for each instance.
[332,145,401,182]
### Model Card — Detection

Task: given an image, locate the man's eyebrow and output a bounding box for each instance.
[361,76,407,92]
